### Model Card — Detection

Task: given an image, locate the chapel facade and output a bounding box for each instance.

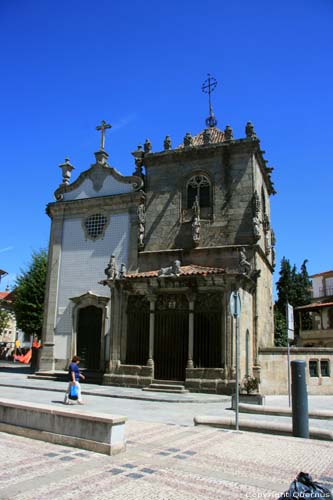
[40,114,276,394]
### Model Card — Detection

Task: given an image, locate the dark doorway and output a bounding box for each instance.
[193,293,222,368]
[126,295,150,365]
[154,294,188,381]
[77,306,102,370]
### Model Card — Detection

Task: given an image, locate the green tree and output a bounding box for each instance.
[0,307,10,335]
[14,249,48,340]
[274,257,312,346]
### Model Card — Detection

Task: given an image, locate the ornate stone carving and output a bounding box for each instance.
[253,216,261,241]
[224,125,233,140]
[144,138,152,153]
[245,121,256,139]
[191,196,200,245]
[59,157,74,185]
[265,232,271,256]
[158,260,182,277]
[239,247,252,275]
[253,191,260,216]
[183,132,193,148]
[131,145,144,178]
[163,136,172,150]
[104,254,118,280]
[119,263,126,279]
[137,201,145,249]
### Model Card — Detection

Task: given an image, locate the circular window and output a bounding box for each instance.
[84,213,107,240]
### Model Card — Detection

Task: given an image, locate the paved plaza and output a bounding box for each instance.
[0,364,332,499]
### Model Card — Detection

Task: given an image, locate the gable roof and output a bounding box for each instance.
[311,270,333,278]
[176,128,225,149]
[124,264,225,280]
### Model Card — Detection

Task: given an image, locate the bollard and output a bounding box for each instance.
[291,360,309,438]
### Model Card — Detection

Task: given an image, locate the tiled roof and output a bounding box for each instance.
[124,264,225,280]
[177,128,225,149]
[311,270,333,278]
[0,292,10,300]
[295,301,333,310]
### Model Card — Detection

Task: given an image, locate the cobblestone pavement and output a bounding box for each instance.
[1,421,333,500]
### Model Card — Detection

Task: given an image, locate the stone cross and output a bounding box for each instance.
[96,120,112,150]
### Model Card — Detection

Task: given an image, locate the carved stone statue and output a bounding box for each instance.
[192,215,201,245]
[104,254,118,280]
[183,132,193,148]
[192,195,200,217]
[164,135,172,150]
[137,202,145,248]
[253,191,260,217]
[253,216,261,240]
[239,247,252,275]
[265,232,271,256]
[158,260,182,277]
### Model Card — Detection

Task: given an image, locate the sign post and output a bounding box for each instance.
[230,290,241,431]
[286,303,294,407]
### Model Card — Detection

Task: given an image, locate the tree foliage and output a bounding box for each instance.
[274,257,312,346]
[14,249,48,340]
[0,307,10,335]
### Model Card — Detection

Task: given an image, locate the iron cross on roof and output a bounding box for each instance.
[201,74,218,128]
[96,120,112,150]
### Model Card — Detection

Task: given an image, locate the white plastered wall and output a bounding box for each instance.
[55,212,129,359]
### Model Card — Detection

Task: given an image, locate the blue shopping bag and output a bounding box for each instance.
[69,384,78,400]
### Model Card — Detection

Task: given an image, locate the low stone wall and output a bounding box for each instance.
[0,398,127,455]
[259,347,333,395]
[185,368,233,394]
[103,364,153,388]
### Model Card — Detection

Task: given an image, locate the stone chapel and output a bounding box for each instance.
[39,110,276,394]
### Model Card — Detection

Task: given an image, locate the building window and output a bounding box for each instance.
[83,213,108,240]
[309,360,319,377]
[187,175,211,209]
[320,360,330,377]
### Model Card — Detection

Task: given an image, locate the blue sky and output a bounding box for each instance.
[0,0,332,294]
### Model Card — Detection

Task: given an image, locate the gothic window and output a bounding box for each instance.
[83,213,108,240]
[187,175,211,209]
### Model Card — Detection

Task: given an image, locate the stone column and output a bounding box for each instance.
[147,296,156,368]
[187,295,195,368]
[39,211,64,371]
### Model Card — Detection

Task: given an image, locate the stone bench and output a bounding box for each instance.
[0,398,127,455]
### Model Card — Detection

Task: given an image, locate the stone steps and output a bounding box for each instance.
[143,381,189,394]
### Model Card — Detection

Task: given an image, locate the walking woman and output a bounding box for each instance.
[64,355,85,405]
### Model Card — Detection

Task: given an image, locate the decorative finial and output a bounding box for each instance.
[183,132,193,148]
[131,145,144,177]
[201,73,218,128]
[245,121,256,139]
[224,125,233,140]
[164,135,172,150]
[96,120,112,150]
[144,138,152,153]
[59,157,75,185]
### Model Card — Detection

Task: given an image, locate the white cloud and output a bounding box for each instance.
[0,246,13,254]
[112,114,137,131]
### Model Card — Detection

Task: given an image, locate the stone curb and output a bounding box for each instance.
[238,403,333,420]
[0,382,227,404]
[193,415,333,441]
